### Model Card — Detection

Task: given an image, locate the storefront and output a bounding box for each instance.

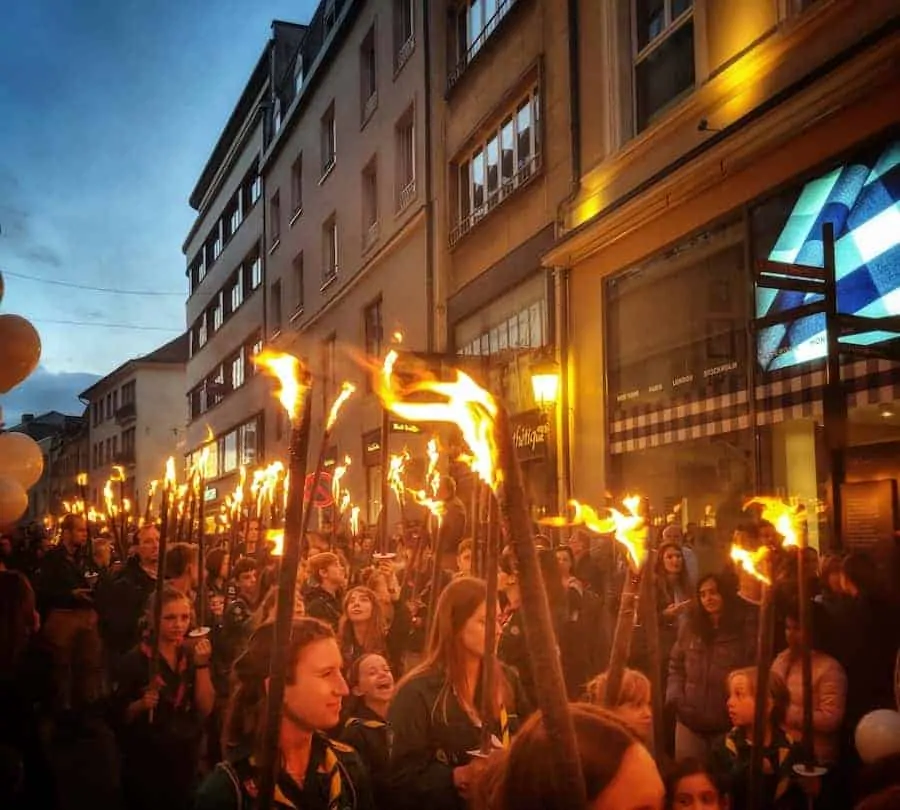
[599,133,900,558]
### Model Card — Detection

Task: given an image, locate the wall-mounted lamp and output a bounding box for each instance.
[530,358,560,409]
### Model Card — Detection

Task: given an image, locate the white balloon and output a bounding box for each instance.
[0,431,44,488]
[0,476,28,525]
[855,709,900,764]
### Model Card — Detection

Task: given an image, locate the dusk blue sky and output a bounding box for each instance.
[0,0,316,423]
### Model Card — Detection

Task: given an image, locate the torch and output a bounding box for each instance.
[480,492,500,754]
[143,480,158,528]
[252,350,314,810]
[150,456,177,723]
[375,350,586,807]
[112,465,126,549]
[76,472,92,558]
[195,445,211,626]
[332,454,351,547]
[385,448,410,556]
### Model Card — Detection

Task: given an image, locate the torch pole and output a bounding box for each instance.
[197,472,207,627]
[749,582,776,810]
[494,405,585,808]
[797,534,815,768]
[143,485,154,527]
[480,493,500,754]
[379,407,390,554]
[640,544,665,756]
[118,477,126,553]
[149,479,172,723]
[604,565,642,706]
[258,391,313,810]
[186,475,197,542]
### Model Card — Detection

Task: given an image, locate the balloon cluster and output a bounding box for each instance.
[0,269,44,526]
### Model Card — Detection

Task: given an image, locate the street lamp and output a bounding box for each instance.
[530,358,560,410]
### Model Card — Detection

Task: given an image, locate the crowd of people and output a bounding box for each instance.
[1,494,899,810]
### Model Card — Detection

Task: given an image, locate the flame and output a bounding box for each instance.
[326,382,356,431]
[111,465,126,483]
[76,472,88,487]
[349,506,361,536]
[391,330,404,344]
[62,500,72,514]
[388,449,410,507]
[744,497,804,548]
[255,461,285,516]
[198,444,211,479]
[267,529,284,556]
[340,489,351,513]
[103,480,115,514]
[87,507,102,524]
[376,350,500,490]
[541,496,648,569]
[426,437,441,497]
[254,350,308,422]
[730,542,772,586]
[409,488,444,526]
[148,480,158,498]
[332,455,351,506]
[204,424,215,444]
[122,498,132,514]
[164,457,176,488]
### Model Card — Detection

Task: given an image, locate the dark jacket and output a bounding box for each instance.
[96,556,156,655]
[388,666,528,810]
[37,544,90,613]
[437,498,467,555]
[195,735,375,810]
[666,613,752,735]
[306,585,343,631]
[340,704,390,810]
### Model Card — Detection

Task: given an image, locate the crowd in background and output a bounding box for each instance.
[1,492,899,810]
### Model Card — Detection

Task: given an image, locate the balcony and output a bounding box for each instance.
[363,220,380,252]
[115,401,136,425]
[113,449,136,465]
[397,178,416,213]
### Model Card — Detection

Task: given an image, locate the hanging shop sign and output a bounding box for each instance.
[363,429,381,466]
[510,409,551,462]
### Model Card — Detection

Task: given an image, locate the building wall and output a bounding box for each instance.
[133,365,187,496]
[86,377,130,503]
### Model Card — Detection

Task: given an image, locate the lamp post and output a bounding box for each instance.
[529,356,562,537]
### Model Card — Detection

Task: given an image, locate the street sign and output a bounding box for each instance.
[304,471,334,508]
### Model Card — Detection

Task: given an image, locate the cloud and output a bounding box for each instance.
[1,365,99,426]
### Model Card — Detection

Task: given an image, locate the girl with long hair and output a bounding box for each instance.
[583,667,654,745]
[341,653,395,809]
[666,573,753,760]
[112,585,214,810]
[472,703,664,810]
[388,576,528,810]
[196,618,373,810]
[338,586,387,670]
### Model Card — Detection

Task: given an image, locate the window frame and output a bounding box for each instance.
[268,189,281,250]
[395,106,416,212]
[360,23,378,125]
[322,214,339,286]
[321,103,337,179]
[290,152,303,221]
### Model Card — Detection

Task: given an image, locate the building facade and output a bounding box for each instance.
[80,334,188,508]
[182,22,306,510]
[545,0,900,560]
[262,0,430,530]
[429,0,576,517]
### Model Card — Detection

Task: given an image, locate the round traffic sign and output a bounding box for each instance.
[304,471,334,508]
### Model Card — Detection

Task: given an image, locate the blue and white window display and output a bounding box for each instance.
[757,140,900,372]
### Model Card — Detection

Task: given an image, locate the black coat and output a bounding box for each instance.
[96,557,156,655]
[37,544,90,613]
[306,585,343,631]
[388,666,528,810]
[341,703,391,810]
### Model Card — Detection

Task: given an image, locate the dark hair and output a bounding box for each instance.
[690,573,737,643]
[225,618,336,756]
[0,571,37,675]
[145,584,193,633]
[664,758,728,809]
[206,546,228,582]
[473,703,642,810]
[165,542,197,579]
[60,513,84,534]
[556,545,575,569]
[842,551,878,597]
[346,651,390,692]
[457,538,473,556]
[338,586,387,657]
[232,557,258,579]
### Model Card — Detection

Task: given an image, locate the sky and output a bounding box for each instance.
[0,0,317,424]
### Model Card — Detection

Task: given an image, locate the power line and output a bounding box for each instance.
[0,269,184,296]
[29,318,182,332]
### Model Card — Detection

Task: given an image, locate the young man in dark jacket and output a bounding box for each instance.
[305,551,347,631]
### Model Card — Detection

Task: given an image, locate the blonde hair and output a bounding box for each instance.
[583,667,651,708]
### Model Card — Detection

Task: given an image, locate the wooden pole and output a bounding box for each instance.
[379,408,390,554]
[494,405,585,808]
[257,391,313,810]
[797,533,815,767]
[480,493,500,753]
[149,480,172,724]
[640,545,665,756]
[748,583,776,810]
[197,471,207,627]
[604,567,642,706]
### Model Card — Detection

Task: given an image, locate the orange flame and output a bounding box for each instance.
[148,480,159,499]
[62,500,72,514]
[254,350,308,422]
[326,382,356,431]
[350,506,360,536]
[377,350,500,491]
[744,497,805,548]
[164,457,176,488]
[197,444,211,480]
[111,465,126,483]
[76,472,88,487]
[255,461,285,516]
[388,449,410,507]
[267,529,284,556]
[332,455,351,507]
[730,542,772,586]
[204,424,215,444]
[103,480,114,514]
[409,488,444,526]
[426,437,441,497]
[122,498,132,514]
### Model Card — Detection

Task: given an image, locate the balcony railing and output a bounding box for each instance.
[362,90,378,125]
[447,0,518,92]
[363,220,380,252]
[449,151,541,247]
[395,34,415,73]
[397,178,416,212]
[114,449,136,465]
[115,401,136,425]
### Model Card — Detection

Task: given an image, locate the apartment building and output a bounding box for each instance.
[428,0,576,516]
[262,0,430,529]
[544,0,900,550]
[182,22,305,510]
[80,334,188,509]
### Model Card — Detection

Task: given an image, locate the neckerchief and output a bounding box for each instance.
[139,636,189,709]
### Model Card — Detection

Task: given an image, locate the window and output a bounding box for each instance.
[251,174,262,206]
[189,389,202,421]
[231,349,245,390]
[239,419,259,466]
[273,97,282,134]
[198,313,208,348]
[224,198,240,241]
[324,0,336,33]
[393,0,414,71]
[293,52,305,95]
[323,214,338,283]
[451,0,515,86]
[230,271,244,312]
[452,86,540,245]
[271,279,283,335]
[122,380,135,405]
[105,394,113,419]
[223,430,238,474]
[396,109,415,210]
[360,25,378,123]
[458,298,548,356]
[322,334,337,405]
[290,153,303,218]
[249,247,263,290]
[292,251,305,313]
[321,103,336,177]
[364,298,384,359]
[269,190,281,249]
[633,0,695,131]
[122,428,136,458]
[212,291,224,331]
[362,160,378,245]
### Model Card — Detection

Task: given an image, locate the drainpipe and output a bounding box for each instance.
[423,0,436,352]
